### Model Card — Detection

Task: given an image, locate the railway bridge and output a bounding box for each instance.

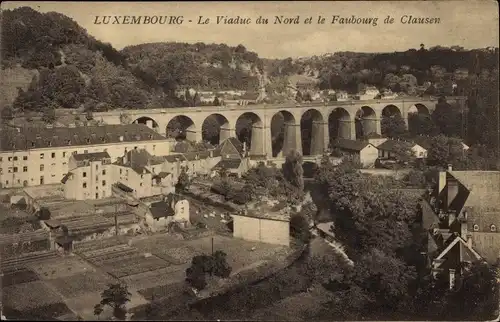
[93,96,466,158]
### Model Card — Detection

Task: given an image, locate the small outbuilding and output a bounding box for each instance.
[231,210,290,247]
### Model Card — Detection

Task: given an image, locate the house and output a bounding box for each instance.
[414,136,469,155]
[357,86,380,100]
[211,137,250,177]
[362,132,388,147]
[330,138,379,167]
[145,194,191,232]
[238,92,260,105]
[381,89,398,99]
[425,168,500,267]
[377,139,428,159]
[61,152,113,200]
[0,124,174,189]
[232,209,290,246]
[335,90,349,101]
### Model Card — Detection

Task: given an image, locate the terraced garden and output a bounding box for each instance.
[76,240,171,279]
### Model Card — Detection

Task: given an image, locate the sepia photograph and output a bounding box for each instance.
[0,0,499,320]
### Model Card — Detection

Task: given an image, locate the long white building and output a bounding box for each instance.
[0,124,175,188]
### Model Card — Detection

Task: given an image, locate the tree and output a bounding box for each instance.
[1,106,14,122]
[94,283,131,320]
[212,250,232,278]
[290,213,311,243]
[41,106,56,123]
[282,150,304,191]
[408,113,437,136]
[427,134,464,167]
[381,114,407,138]
[175,168,190,192]
[432,97,463,138]
[295,91,303,103]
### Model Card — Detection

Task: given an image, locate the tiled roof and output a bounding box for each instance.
[156,172,171,179]
[377,139,415,152]
[240,92,260,100]
[72,152,111,162]
[0,124,167,152]
[449,171,500,214]
[149,201,175,219]
[220,137,244,155]
[164,154,187,163]
[213,159,242,170]
[413,136,433,150]
[331,138,370,152]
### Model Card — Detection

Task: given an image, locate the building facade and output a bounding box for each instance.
[331,138,379,167]
[0,124,174,189]
[232,211,290,246]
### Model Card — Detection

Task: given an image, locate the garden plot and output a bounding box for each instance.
[105,255,171,278]
[2,280,64,310]
[1,267,39,287]
[73,236,127,253]
[152,246,201,265]
[29,256,96,280]
[185,235,289,272]
[48,271,117,299]
[1,250,61,272]
[121,266,188,291]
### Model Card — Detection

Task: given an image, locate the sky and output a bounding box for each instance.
[2,1,499,58]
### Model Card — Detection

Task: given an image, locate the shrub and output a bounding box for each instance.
[290,213,311,243]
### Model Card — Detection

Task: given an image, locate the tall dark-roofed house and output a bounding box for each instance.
[211,137,250,177]
[423,167,500,289]
[62,152,113,200]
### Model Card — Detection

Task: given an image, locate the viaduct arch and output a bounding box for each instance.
[99,97,466,158]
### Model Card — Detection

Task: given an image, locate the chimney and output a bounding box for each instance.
[447,179,459,210]
[449,269,456,290]
[448,164,453,171]
[448,211,456,227]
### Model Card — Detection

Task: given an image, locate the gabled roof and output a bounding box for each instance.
[164,154,187,163]
[413,136,433,150]
[72,152,111,162]
[220,137,244,155]
[331,138,370,152]
[240,92,260,100]
[213,159,242,170]
[149,201,175,219]
[435,235,482,262]
[448,170,500,214]
[377,139,417,152]
[0,124,167,152]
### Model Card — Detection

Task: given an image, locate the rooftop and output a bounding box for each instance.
[213,159,242,170]
[449,170,500,212]
[0,124,168,152]
[72,151,111,162]
[331,138,370,152]
[377,139,417,152]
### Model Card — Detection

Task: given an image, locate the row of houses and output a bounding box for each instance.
[61,137,250,200]
[330,135,469,168]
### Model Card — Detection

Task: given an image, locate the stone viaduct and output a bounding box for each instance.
[93,96,466,158]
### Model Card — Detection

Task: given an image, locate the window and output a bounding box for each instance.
[23,156,28,161]
[73,151,77,155]
[40,165,44,171]
[0,157,2,162]
[134,146,138,150]
[125,170,128,175]
[51,163,56,166]
[102,170,106,175]
[13,156,18,161]
[6,180,8,185]
[95,176,98,182]
[63,152,66,158]
[17,179,20,184]
[23,166,27,172]
[102,180,106,186]
[40,176,44,185]
[84,150,88,154]
[63,162,67,166]
[473,224,480,232]
[120,169,122,175]
[50,153,55,159]
[83,182,87,188]
[13,167,18,173]
[141,175,144,179]
[95,164,98,170]
[153,145,156,151]
[491,224,497,232]
[40,153,44,159]
[8,157,12,161]
[83,172,87,178]
[140,183,143,187]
